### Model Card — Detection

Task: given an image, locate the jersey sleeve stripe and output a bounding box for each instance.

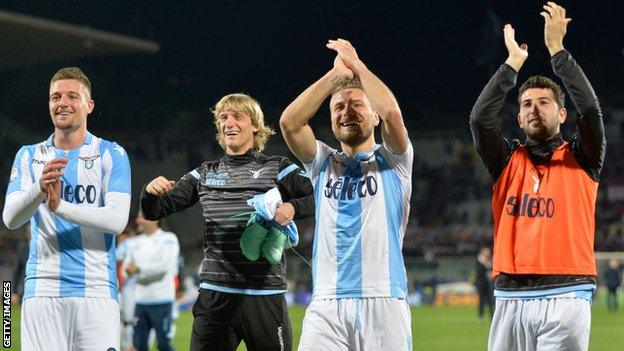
[277,164,299,181]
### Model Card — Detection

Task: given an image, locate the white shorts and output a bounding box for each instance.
[488,298,591,351]
[298,297,412,351]
[21,297,120,351]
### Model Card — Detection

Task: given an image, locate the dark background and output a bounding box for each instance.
[0,1,623,262]
[0,0,621,135]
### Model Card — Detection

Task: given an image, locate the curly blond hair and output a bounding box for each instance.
[212,93,275,151]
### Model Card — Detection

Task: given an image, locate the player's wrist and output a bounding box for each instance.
[504,56,525,73]
[547,44,564,57]
[349,60,366,75]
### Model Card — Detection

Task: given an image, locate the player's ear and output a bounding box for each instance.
[558,107,567,124]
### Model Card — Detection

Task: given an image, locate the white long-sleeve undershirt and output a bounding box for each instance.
[3,185,130,235]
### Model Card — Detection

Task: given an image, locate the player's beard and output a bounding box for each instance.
[523,119,558,141]
[334,126,373,148]
[52,112,80,131]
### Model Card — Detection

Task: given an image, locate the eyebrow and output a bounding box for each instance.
[521,96,552,103]
[50,90,81,96]
[332,99,364,106]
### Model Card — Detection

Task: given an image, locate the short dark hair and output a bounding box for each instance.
[50,67,92,97]
[331,77,363,96]
[518,75,565,108]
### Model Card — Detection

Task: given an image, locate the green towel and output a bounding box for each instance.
[240,213,269,261]
[261,226,288,265]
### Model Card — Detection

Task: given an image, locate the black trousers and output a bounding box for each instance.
[190,289,292,351]
[477,287,494,318]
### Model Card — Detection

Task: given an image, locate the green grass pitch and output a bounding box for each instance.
[6,294,624,350]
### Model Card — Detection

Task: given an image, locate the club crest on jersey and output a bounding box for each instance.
[79,155,100,169]
[249,167,268,179]
[9,167,18,183]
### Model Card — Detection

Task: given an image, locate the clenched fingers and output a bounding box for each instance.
[146,176,176,195]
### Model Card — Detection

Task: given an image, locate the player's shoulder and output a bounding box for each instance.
[15,140,46,155]
[184,160,219,180]
[263,153,294,168]
[93,135,128,159]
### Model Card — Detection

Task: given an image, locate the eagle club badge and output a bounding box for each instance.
[79,155,100,169]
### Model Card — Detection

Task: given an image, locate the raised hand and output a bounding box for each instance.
[46,178,61,212]
[327,39,363,74]
[503,24,528,72]
[39,158,67,193]
[332,55,354,81]
[146,176,176,196]
[541,1,571,56]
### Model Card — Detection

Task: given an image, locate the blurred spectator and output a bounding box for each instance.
[603,259,621,312]
[475,247,494,323]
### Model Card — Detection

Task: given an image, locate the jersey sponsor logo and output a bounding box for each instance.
[9,168,17,183]
[506,193,555,218]
[78,154,100,169]
[324,175,378,200]
[32,159,47,165]
[205,171,229,186]
[249,167,268,179]
[60,180,98,204]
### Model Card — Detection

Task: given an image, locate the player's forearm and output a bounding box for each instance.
[54,192,130,234]
[552,51,603,123]
[355,62,401,121]
[552,50,606,171]
[2,183,45,229]
[355,63,409,153]
[470,64,517,178]
[470,64,517,129]
[277,160,315,218]
[138,265,168,282]
[288,193,315,219]
[504,55,525,73]
[138,249,178,281]
[280,70,339,132]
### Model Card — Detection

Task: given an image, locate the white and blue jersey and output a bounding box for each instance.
[304,140,413,299]
[5,132,131,300]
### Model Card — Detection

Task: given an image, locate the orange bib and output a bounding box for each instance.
[491,142,598,276]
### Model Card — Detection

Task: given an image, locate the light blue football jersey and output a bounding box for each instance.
[6,132,131,299]
[304,141,413,299]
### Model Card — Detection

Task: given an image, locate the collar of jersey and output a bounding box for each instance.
[337,144,381,170]
[45,131,94,148]
[523,133,564,165]
[223,148,259,166]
